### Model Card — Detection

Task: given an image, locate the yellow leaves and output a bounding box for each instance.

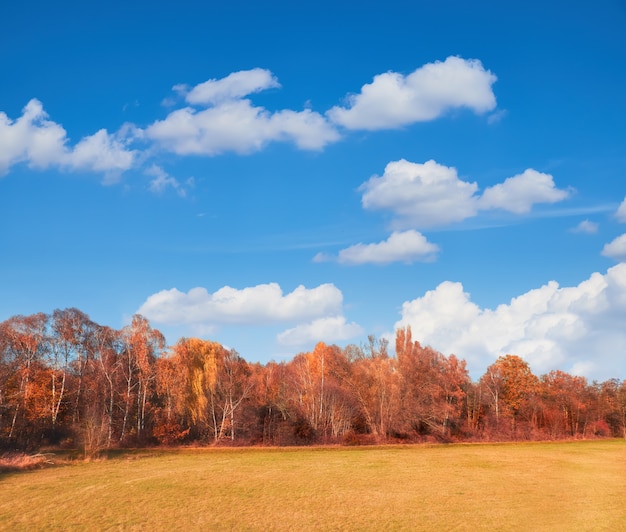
[170,337,227,426]
[184,337,221,392]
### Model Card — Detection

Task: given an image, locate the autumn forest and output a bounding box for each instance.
[1,308,625,454]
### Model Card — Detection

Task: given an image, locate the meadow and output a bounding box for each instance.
[1,440,624,531]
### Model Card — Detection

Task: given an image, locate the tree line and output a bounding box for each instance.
[1,309,625,454]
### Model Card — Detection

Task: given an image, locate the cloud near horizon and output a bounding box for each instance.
[393,262,626,381]
[277,315,364,346]
[138,282,347,326]
[138,281,364,350]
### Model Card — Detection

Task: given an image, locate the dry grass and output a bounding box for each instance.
[0,440,624,531]
[0,452,59,473]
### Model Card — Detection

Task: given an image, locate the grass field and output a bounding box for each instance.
[1,440,625,531]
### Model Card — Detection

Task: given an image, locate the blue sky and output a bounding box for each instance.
[2,0,626,381]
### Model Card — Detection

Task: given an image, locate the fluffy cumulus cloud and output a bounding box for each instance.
[0,99,67,173]
[394,263,626,380]
[7,60,497,178]
[359,159,571,230]
[0,59,502,183]
[0,99,136,178]
[360,159,479,229]
[137,282,345,326]
[277,316,364,347]
[616,196,626,222]
[478,169,571,213]
[146,69,340,155]
[327,56,497,130]
[334,230,439,265]
[602,234,626,260]
[0,60,502,183]
[146,58,499,156]
[68,129,136,178]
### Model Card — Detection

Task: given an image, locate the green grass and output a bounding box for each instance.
[1,440,625,531]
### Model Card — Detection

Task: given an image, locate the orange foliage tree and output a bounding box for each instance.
[481,354,539,436]
[1,309,625,450]
[396,327,469,438]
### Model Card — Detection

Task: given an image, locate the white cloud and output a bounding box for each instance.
[68,129,136,180]
[145,164,192,197]
[616,196,626,222]
[268,108,340,150]
[335,230,439,265]
[478,169,571,213]
[0,99,136,177]
[394,263,626,380]
[0,99,67,173]
[184,68,280,105]
[149,59,497,156]
[360,159,479,229]
[0,61,500,180]
[137,282,344,326]
[602,234,626,260]
[146,99,339,155]
[396,281,482,342]
[359,159,571,230]
[277,316,363,347]
[146,68,341,155]
[327,56,497,130]
[571,220,599,234]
